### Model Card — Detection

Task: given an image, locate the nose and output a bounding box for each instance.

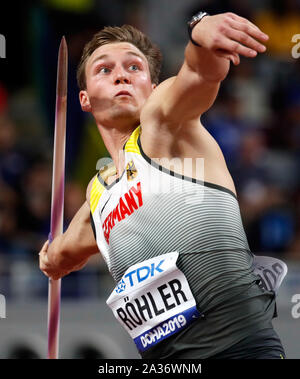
[114,76,130,85]
[114,67,131,85]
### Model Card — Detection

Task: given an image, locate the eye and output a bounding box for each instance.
[129,64,139,71]
[95,65,111,75]
[99,67,111,74]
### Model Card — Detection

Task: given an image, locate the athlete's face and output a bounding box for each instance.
[80,42,156,125]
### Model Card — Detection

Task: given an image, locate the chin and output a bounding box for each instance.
[111,105,140,122]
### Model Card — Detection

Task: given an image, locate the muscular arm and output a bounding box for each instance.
[39,178,99,280]
[142,13,269,126]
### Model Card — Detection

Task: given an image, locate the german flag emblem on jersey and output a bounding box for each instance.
[126,160,138,181]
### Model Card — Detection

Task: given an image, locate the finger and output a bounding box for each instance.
[40,250,49,264]
[231,52,240,65]
[40,240,49,255]
[50,275,60,281]
[226,12,264,32]
[215,49,240,65]
[228,18,269,42]
[51,271,68,280]
[41,268,66,280]
[39,258,49,272]
[217,37,258,58]
[225,12,269,42]
[225,28,266,53]
[40,268,50,278]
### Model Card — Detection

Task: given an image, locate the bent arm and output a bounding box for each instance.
[39,201,99,280]
[144,13,268,126]
[158,48,228,122]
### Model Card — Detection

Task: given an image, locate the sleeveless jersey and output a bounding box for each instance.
[90,126,277,358]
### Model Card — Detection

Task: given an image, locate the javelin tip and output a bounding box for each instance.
[56,36,68,97]
[60,36,67,48]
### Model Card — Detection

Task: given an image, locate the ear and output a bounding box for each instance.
[79,90,92,112]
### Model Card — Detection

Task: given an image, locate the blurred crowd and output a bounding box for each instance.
[0,0,299,299]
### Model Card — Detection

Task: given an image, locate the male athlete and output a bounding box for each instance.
[40,12,287,358]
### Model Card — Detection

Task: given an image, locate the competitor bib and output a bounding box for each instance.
[253,255,287,293]
[106,252,200,352]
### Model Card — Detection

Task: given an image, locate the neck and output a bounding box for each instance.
[96,119,138,175]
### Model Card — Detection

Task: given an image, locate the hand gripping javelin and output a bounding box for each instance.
[47,36,68,359]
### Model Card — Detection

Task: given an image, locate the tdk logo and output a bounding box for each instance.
[115,279,126,294]
[116,259,165,294]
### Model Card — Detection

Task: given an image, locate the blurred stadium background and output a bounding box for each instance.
[0,0,299,359]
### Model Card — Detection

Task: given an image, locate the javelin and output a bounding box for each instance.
[47,36,68,359]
